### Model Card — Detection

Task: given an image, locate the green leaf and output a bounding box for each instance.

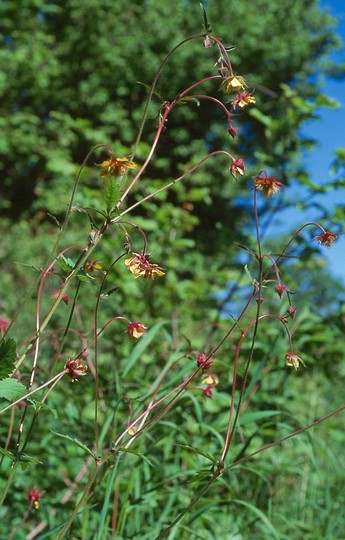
[29,400,58,418]
[76,270,95,283]
[0,447,42,469]
[188,468,213,483]
[175,444,217,464]
[0,447,16,460]
[100,286,119,298]
[237,410,285,426]
[103,177,121,214]
[57,255,75,273]
[50,430,97,459]
[0,338,17,380]
[231,499,280,539]
[0,378,27,401]
[118,447,156,467]
[18,453,43,470]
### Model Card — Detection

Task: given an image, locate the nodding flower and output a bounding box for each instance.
[96,155,137,177]
[128,322,148,339]
[231,91,256,109]
[254,170,284,197]
[285,353,306,370]
[230,158,245,179]
[222,75,247,93]
[125,252,165,279]
[64,358,88,382]
[313,231,338,247]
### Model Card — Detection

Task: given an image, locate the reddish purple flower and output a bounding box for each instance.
[202,385,215,398]
[197,353,215,370]
[230,158,245,179]
[313,231,337,247]
[64,358,88,382]
[0,316,10,335]
[227,125,238,139]
[274,284,288,299]
[28,486,45,510]
[287,307,297,319]
[202,37,213,48]
[128,322,148,339]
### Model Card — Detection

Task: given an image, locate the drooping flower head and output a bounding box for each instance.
[128,322,148,339]
[254,170,285,197]
[274,284,288,299]
[202,385,215,398]
[197,353,215,370]
[64,358,88,382]
[96,155,137,178]
[230,158,245,179]
[125,252,165,279]
[227,125,238,139]
[285,353,306,370]
[84,259,103,273]
[287,306,297,319]
[222,75,247,93]
[313,231,338,248]
[232,91,256,110]
[201,373,219,386]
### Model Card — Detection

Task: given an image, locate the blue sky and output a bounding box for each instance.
[266,0,345,284]
[308,0,345,283]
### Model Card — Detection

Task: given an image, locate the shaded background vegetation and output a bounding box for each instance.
[0,0,345,538]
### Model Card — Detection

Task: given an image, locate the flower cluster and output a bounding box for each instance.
[125,252,165,279]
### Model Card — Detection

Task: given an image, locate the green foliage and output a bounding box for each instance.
[0,1,344,539]
[0,378,27,401]
[0,338,17,379]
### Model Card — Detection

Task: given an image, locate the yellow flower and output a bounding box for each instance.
[232,91,256,109]
[285,353,306,370]
[201,373,219,385]
[125,252,165,279]
[96,155,137,177]
[222,75,247,93]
